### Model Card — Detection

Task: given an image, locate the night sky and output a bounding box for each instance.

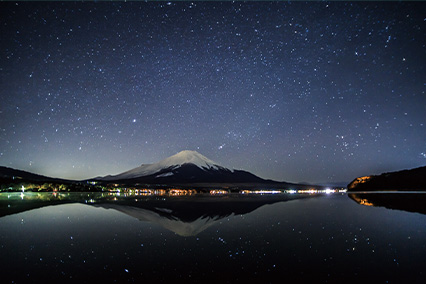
[1,2,425,184]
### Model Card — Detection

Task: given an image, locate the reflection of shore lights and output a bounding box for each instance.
[240,190,281,194]
[210,190,228,195]
[168,189,197,196]
[297,189,317,194]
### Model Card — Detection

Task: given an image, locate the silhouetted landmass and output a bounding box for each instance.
[92,150,327,190]
[0,166,70,183]
[94,163,324,190]
[347,166,426,191]
[0,166,102,192]
[348,193,426,215]
[0,165,325,191]
[108,163,269,184]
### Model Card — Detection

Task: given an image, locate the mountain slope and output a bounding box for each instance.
[111,163,267,184]
[100,150,223,181]
[0,166,70,183]
[96,150,277,185]
[347,166,426,191]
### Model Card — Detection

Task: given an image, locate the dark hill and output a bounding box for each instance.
[0,166,71,183]
[347,166,426,191]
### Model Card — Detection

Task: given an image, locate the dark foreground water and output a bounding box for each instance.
[1,192,426,283]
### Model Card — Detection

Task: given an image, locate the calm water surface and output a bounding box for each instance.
[1,192,425,283]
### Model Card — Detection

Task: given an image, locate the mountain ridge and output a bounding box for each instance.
[91,150,328,190]
[99,150,226,181]
[0,166,71,183]
[0,150,326,190]
[347,165,426,191]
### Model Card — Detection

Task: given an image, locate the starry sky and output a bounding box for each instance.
[1,1,425,184]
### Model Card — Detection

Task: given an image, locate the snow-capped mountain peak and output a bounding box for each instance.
[158,150,218,169]
[100,150,224,181]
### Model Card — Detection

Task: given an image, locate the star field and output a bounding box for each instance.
[0,2,425,183]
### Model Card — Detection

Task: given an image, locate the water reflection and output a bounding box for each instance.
[0,192,108,217]
[1,193,426,283]
[0,192,316,236]
[93,194,314,236]
[349,193,426,215]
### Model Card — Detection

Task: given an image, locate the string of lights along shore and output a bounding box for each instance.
[1,2,425,184]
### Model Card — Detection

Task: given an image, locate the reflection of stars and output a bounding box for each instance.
[218,144,225,150]
[421,153,426,158]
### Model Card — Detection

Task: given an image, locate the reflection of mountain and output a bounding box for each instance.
[96,204,222,236]
[0,192,119,218]
[348,193,426,215]
[0,193,315,234]
[0,192,82,218]
[92,195,313,236]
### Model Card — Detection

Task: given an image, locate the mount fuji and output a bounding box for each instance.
[95,150,271,185]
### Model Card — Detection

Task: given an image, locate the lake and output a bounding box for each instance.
[1,192,425,283]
